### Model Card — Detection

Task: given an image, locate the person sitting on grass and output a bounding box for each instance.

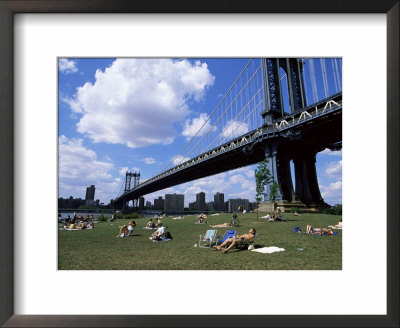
[76,221,86,230]
[145,218,155,229]
[197,213,207,224]
[116,221,136,237]
[213,228,256,253]
[306,225,333,236]
[209,222,232,228]
[151,223,166,241]
[155,218,162,227]
[116,225,129,237]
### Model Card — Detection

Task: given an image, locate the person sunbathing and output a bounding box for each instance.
[155,218,162,227]
[209,222,232,228]
[213,228,256,253]
[171,216,184,220]
[306,225,333,235]
[328,221,343,229]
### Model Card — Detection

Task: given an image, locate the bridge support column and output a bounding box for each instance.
[293,150,324,205]
[263,142,293,202]
[276,152,296,202]
[304,153,324,204]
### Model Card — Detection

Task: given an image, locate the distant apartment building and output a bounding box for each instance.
[206,201,214,211]
[228,198,250,212]
[164,193,184,213]
[58,196,85,209]
[145,201,152,209]
[213,192,225,211]
[85,185,95,206]
[153,196,164,211]
[195,192,206,211]
[139,197,145,210]
[188,202,196,211]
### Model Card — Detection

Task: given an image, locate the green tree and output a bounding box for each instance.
[255,159,274,219]
[269,181,280,203]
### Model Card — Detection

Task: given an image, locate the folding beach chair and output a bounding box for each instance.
[216,230,236,245]
[199,229,217,248]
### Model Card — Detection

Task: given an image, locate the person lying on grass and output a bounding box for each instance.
[269,214,282,221]
[151,223,166,241]
[209,222,232,228]
[306,225,334,236]
[213,228,256,253]
[116,220,136,237]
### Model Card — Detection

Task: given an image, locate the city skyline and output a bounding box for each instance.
[58,58,342,206]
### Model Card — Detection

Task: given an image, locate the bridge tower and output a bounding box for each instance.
[261,58,325,208]
[123,171,140,211]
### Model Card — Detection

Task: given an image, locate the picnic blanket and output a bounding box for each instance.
[251,246,285,254]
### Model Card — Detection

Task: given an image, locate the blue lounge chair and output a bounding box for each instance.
[199,229,217,248]
[216,230,236,245]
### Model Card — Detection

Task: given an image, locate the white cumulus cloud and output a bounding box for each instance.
[222,120,249,138]
[58,135,120,203]
[171,154,191,166]
[59,58,78,74]
[66,58,214,148]
[143,157,156,165]
[320,180,342,205]
[324,160,342,179]
[182,113,215,139]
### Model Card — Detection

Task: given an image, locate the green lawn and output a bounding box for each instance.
[58,212,342,270]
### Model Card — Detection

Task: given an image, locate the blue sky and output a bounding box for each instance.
[58,58,342,206]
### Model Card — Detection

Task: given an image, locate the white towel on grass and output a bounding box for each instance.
[251,246,285,254]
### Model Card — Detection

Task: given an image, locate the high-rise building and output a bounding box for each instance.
[214,192,225,211]
[164,193,184,213]
[139,197,145,210]
[154,196,164,210]
[195,192,206,211]
[85,185,95,205]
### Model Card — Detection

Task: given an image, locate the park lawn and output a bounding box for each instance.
[58,212,342,270]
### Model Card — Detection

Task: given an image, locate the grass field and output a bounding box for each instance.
[58,212,342,270]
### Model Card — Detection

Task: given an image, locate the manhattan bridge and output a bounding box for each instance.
[113,58,342,211]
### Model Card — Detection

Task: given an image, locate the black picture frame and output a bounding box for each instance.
[0,1,398,327]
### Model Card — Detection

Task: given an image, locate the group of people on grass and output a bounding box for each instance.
[63,221,94,230]
[262,213,283,221]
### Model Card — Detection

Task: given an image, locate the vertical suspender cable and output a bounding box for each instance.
[309,58,318,103]
[334,58,342,91]
[320,58,329,98]
[331,58,339,93]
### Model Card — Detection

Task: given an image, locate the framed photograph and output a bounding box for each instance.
[1,0,398,327]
